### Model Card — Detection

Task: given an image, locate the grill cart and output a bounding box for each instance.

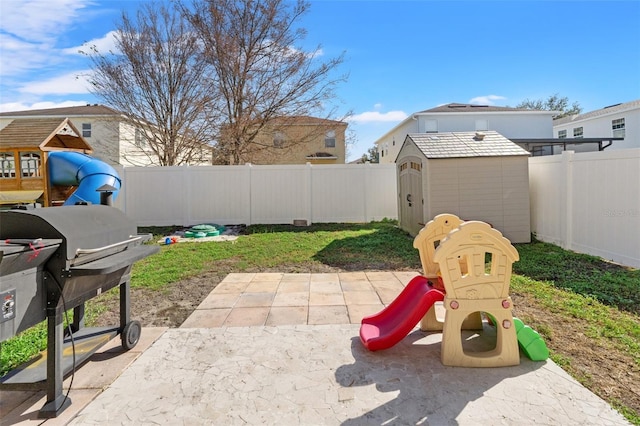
[0,204,159,417]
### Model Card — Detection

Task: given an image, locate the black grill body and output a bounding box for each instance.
[0,205,159,418]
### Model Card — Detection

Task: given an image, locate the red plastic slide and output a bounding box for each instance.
[360,276,445,351]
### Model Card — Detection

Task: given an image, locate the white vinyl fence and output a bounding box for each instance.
[114,150,640,268]
[529,149,640,268]
[116,163,398,227]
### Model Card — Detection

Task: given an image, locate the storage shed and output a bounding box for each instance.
[396,131,531,243]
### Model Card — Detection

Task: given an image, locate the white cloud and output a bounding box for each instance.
[18,70,94,95]
[1,0,95,41]
[469,95,507,105]
[348,110,408,123]
[373,103,383,110]
[62,31,120,56]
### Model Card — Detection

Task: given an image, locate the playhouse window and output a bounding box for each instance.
[20,152,41,178]
[558,130,567,139]
[0,152,16,178]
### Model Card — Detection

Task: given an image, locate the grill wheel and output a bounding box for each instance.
[121,320,141,350]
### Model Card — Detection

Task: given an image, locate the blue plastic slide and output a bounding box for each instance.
[48,151,121,206]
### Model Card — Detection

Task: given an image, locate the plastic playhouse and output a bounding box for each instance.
[359,213,549,367]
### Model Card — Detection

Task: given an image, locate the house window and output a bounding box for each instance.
[475,119,488,131]
[0,152,16,178]
[573,127,583,138]
[425,119,438,133]
[558,130,567,139]
[20,152,41,178]
[324,130,336,148]
[273,131,285,148]
[135,128,147,147]
[82,123,92,138]
[612,118,625,138]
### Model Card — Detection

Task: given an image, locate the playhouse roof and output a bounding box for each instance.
[0,118,93,152]
[405,131,530,159]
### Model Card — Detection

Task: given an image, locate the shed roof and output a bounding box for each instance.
[0,118,93,152]
[405,131,530,159]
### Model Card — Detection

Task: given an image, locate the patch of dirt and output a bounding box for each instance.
[91,265,639,420]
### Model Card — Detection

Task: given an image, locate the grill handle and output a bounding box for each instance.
[74,236,142,257]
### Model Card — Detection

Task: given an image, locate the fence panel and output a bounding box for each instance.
[529,149,640,268]
[120,163,398,227]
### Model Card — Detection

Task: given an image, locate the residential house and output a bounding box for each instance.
[0,105,211,167]
[245,116,348,164]
[375,103,557,163]
[552,99,640,152]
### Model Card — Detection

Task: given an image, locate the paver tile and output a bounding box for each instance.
[340,280,374,292]
[252,272,284,281]
[181,308,230,328]
[310,280,342,293]
[272,291,309,307]
[246,280,280,293]
[347,304,384,324]
[310,273,339,282]
[266,306,308,326]
[196,292,239,309]
[214,281,251,294]
[308,306,349,324]
[223,307,270,326]
[343,290,381,305]
[338,271,368,281]
[309,292,345,306]
[281,273,311,282]
[277,281,310,293]
[235,292,275,307]
[221,273,255,283]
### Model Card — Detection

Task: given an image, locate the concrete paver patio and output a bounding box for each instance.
[1,272,631,425]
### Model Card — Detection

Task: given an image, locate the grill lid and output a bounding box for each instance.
[0,205,137,261]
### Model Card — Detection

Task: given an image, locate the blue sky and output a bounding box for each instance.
[1,0,639,161]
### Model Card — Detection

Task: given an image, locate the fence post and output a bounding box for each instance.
[306,162,313,225]
[363,163,370,222]
[247,163,253,226]
[561,151,574,250]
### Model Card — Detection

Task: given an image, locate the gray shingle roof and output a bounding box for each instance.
[0,104,120,117]
[418,103,532,113]
[407,131,530,159]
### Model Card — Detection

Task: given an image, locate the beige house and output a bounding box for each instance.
[0,105,211,167]
[396,131,531,243]
[246,116,348,164]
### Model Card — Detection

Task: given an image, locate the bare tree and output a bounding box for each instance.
[181,0,348,165]
[86,1,216,166]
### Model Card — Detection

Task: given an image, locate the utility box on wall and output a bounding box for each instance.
[396,131,531,243]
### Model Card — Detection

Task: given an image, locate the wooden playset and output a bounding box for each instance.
[0,117,120,207]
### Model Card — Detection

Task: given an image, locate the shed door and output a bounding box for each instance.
[398,157,424,236]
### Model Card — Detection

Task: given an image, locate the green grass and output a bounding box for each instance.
[1,223,638,423]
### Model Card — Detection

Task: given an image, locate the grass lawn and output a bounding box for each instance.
[2,221,638,423]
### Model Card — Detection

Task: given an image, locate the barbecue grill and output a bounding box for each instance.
[0,204,159,417]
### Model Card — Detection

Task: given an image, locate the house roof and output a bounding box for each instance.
[553,99,640,126]
[405,131,530,159]
[0,118,93,152]
[0,104,121,118]
[268,115,347,127]
[418,103,533,113]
